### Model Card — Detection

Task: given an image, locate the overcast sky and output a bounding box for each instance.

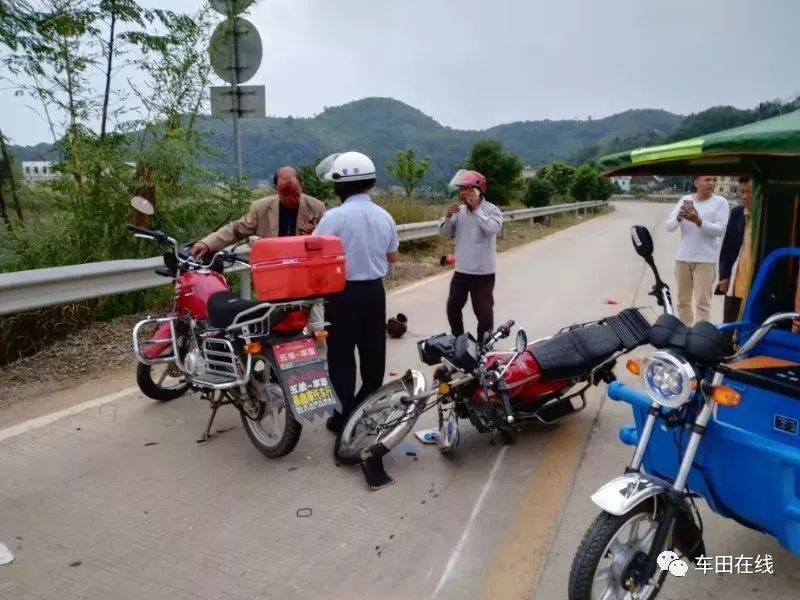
[2,0,797,146]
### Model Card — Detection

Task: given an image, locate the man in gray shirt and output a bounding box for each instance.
[440,169,503,342]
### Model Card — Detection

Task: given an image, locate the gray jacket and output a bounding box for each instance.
[439,199,503,275]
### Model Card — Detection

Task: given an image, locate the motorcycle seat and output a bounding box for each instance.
[207,291,282,329]
[648,314,730,363]
[530,324,622,381]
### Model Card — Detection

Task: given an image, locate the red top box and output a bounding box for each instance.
[249,236,346,301]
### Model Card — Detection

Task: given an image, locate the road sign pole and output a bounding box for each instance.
[209,1,262,185]
[229,17,243,181]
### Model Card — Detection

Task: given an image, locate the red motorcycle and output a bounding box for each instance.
[335,228,669,480]
[128,202,346,458]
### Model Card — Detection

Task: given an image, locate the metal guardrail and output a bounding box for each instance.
[0,200,607,316]
[397,200,606,242]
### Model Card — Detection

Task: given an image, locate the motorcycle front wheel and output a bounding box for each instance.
[136,362,189,401]
[335,378,419,465]
[240,356,302,458]
[568,501,669,600]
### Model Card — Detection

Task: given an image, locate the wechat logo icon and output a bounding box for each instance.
[657,550,689,578]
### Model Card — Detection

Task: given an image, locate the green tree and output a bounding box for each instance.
[298,156,336,202]
[595,175,614,200]
[0,131,23,224]
[571,164,599,202]
[522,176,553,208]
[547,162,576,196]
[386,146,431,198]
[464,139,523,205]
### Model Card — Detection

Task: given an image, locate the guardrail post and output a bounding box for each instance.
[239,271,251,299]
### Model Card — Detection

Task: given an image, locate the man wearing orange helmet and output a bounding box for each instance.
[440,169,503,342]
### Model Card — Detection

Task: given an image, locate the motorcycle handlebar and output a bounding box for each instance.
[498,320,514,336]
[491,320,514,342]
[127,224,156,237]
[127,224,172,246]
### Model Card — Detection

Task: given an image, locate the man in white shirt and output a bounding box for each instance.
[666,175,730,325]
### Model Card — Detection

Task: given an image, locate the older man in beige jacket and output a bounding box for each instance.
[190,166,326,258]
[190,166,329,355]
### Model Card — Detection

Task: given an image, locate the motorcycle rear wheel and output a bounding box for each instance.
[240,356,302,458]
[335,378,419,465]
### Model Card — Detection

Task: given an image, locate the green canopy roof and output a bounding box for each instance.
[599,109,800,177]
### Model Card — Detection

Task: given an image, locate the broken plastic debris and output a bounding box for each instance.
[392,440,417,458]
[0,544,13,566]
[296,508,312,518]
[414,428,439,444]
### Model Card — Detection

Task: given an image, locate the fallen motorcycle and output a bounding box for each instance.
[128,197,345,458]
[335,226,671,483]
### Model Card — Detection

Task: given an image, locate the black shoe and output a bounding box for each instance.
[326,417,341,433]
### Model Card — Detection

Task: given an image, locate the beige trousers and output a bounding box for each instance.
[675,261,716,325]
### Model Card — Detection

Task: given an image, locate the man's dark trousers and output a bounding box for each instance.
[447,271,495,342]
[325,279,386,427]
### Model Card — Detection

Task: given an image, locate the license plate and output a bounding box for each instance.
[285,366,339,417]
[273,338,319,370]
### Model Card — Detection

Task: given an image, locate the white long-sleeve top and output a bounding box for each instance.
[439,199,503,275]
[666,193,730,263]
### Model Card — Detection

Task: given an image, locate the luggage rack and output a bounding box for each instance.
[225,297,327,338]
[132,297,328,389]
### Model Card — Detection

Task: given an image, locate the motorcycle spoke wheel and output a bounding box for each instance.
[336,379,414,465]
[136,362,189,402]
[241,356,301,458]
[568,502,668,600]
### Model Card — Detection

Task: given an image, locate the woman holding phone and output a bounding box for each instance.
[666,175,730,325]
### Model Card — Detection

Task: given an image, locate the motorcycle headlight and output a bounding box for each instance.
[641,350,697,409]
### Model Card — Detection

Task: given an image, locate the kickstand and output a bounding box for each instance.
[197,404,220,444]
[361,456,394,490]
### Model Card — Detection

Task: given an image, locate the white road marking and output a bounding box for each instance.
[432,445,508,597]
[0,386,139,443]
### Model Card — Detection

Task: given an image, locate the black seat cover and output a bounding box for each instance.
[648,314,730,363]
[207,291,272,329]
[530,324,622,380]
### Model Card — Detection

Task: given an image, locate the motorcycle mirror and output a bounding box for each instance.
[131,195,154,216]
[631,225,654,259]
[515,329,527,353]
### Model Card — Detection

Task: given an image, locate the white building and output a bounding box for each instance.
[22,161,59,183]
[611,176,632,192]
[715,176,739,197]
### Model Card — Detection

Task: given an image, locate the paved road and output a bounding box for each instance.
[1,202,796,600]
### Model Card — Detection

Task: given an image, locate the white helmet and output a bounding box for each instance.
[316,151,376,182]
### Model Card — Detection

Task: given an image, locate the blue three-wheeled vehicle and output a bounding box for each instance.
[569,110,800,599]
